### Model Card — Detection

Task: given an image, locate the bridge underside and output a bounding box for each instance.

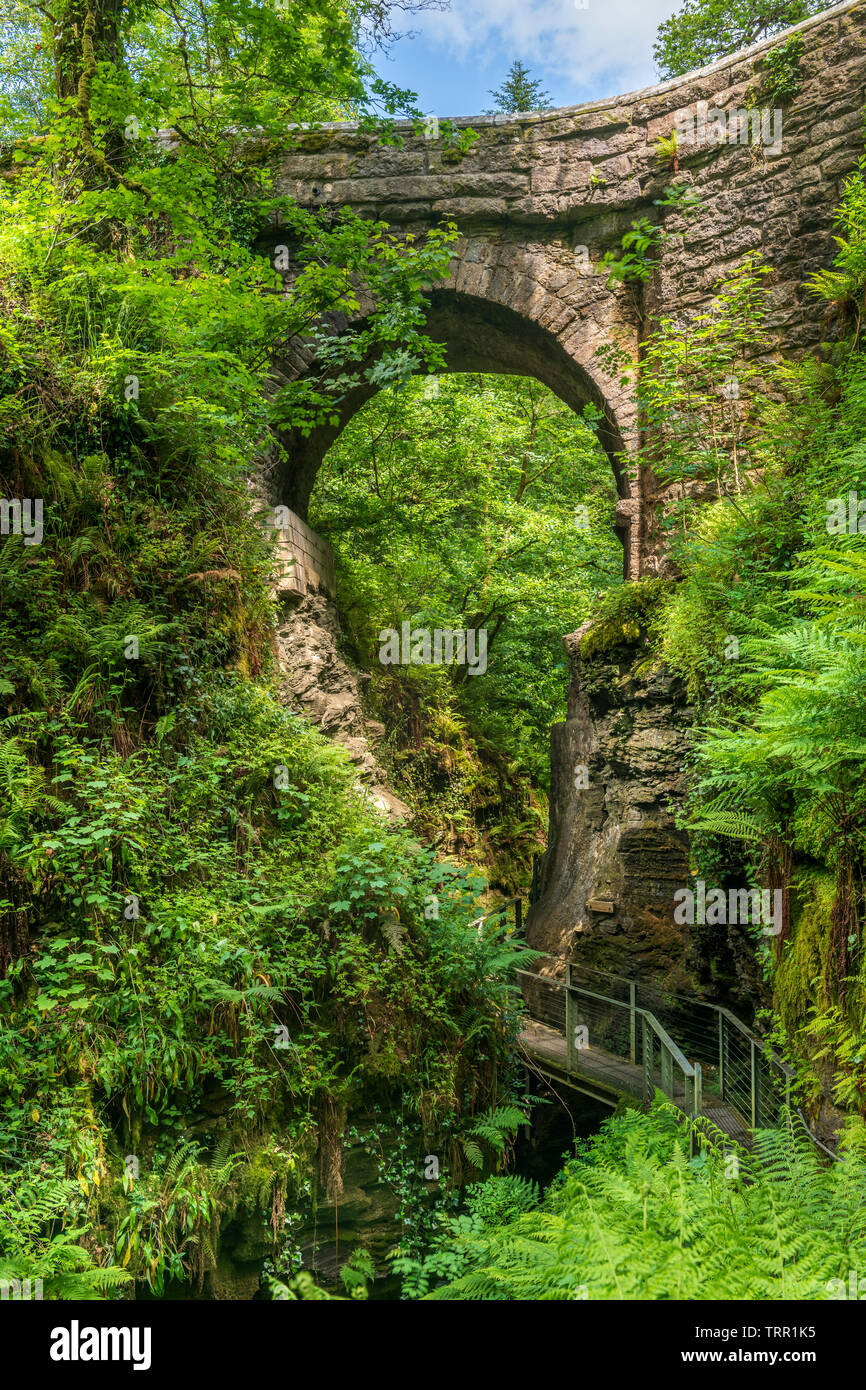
[272,288,636,575]
[268,0,866,579]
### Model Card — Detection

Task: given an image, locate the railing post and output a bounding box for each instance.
[642,1016,651,1103]
[514,898,523,937]
[565,964,575,1074]
[750,1039,757,1129]
[529,853,541,908]
[629,982,636,1065]
[690,1063,703,1161]
[661,1042,673,1099]
[718,1012,725,1101]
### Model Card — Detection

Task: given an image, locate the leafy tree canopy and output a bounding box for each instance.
[311,373,621,789]
[653,0,836,79]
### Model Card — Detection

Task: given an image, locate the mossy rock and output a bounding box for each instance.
[578,579,675,660]
[774,871,834,1035]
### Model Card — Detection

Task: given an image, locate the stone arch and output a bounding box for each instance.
[266,0,866,578]
[273,279,641,577]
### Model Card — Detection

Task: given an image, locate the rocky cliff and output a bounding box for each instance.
[526,624,766,1011]
[527,625,695,985]
[275,589,411,823]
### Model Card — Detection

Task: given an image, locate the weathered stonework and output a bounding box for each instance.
[527,628,780,1008]
[276,590,411,821]
[527,630,697,989]
[264,0,866,578]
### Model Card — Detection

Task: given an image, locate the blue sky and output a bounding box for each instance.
[372,0,683,120]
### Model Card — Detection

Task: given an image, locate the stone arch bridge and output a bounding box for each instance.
[262,0,866,578]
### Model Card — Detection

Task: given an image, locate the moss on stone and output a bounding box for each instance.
[578,578,676,660]
[774,871,834,1035]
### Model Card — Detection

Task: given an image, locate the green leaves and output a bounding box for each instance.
[460,1106,528,1168]
[644,169,866,1028]
[600,186,704,291]
[427,1105,866,1300]
[0,1171,133,1299]
[653,0,823,81]
[312,370,620,806]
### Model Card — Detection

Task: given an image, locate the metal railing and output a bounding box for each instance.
[556,956,795,1134]
[515,961,702,1122]
[495,911,832,1154]
[469,897,523,936]
[475,900,834,1150]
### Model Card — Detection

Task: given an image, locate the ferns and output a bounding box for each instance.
[0,1174,131,1299]
[113,1141,241,1294]
[422,1105,866,1300]
[459,1106,528,1172]
[687,807,766,843]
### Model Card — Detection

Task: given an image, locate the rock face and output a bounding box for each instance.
[264,0,866,580]
[527,629,774,1009]
[527,628,697,988]
[275,590,411,822]
[295,1123,405,1295]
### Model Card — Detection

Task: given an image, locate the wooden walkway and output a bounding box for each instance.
[462,899,799,1152]
[520,1019,752,1148]
[520,1020,644,1103]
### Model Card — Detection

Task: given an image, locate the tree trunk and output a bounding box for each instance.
[54,0,123,102]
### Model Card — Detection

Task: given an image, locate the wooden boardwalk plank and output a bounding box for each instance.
[520,1019,754,1148]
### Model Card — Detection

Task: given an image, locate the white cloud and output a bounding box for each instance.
[410,0,679,104]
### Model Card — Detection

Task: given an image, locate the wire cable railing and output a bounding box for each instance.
[515,961,704,1154]
[472,899,833,1156]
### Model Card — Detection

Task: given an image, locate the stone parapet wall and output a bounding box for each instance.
[272,506,337,598]
[264,0,866,577]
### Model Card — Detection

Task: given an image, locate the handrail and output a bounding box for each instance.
[514,943,794,1081]
[639,1006,696,1078]
[515,962,701,1150]
[508,926,837,1158]
[469,898,523,934]
[686,997,796,1084]
[796,1108,842,1162]
[515,964,697,1079]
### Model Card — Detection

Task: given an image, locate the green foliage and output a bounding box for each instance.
[339,1247,375,1299]
[653,0,828,81]
[424,1103,866,1300]
[0,0,527,1297]
[653,130,680,170]
[641,158,866,1100]
[114,1141,240,1292]
[578,578,675,659]
[310,371,621,880]
[807,154,866,344]
[2,0,864,1308]
[266,1269,345,1299]
[0,1172,131,1298]
[486,61,551,115]
[458,1105,527,1173]
[756,34,805,107]
[392,1171,538,1298]
[600,186,704,295]
[637,253,782,549]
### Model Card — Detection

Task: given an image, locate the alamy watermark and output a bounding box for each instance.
[50,1323,151,1371]
[826,490,866,534]
[674,881,782,935]
[1,1277,43,1300]
[826,1271,866,1299]
[674,101,783,157]
[1,498,43,546]
[378,623,488,676]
